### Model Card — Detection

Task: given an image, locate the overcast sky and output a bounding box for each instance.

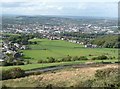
[1,0,119,17]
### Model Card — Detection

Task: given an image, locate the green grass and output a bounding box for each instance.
[23,38,118,62]
[1,61,86,71]
[1,59,118,71]
[1,38,118,71]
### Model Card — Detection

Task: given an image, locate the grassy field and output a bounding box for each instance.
[1,59,118,71]
[23,38,118,62]
[0,38,118,71]
[1,61,86,70]
[1,38,119,87]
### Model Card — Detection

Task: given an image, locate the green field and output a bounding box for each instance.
[1,38,118,71]
[1,61,87,70]
[1,59,118,71]
[23,38,118,62]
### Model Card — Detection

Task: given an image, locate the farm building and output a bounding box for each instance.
[84,44,98,48]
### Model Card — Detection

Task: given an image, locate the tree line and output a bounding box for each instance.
[91,35,120,48]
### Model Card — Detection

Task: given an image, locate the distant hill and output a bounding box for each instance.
[91,35,120,48]
[2,15,117,28]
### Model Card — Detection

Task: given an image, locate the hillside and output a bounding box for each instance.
[2,64,119,87]
[91,35,120,48]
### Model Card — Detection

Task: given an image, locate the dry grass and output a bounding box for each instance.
[2,64,119,87]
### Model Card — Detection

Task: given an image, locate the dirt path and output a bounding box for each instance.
[25,63,119,74]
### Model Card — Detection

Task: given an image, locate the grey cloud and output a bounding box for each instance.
[2,2,25,8]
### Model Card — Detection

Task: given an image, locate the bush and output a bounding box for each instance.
[113,56,116,59]
[1,60,24,66]
[9,67,25,79]
[15,60,24,65]
[22,56,32,59]
[38,59,51,63]
[95,68,118,79]
[89,54,93,56]
[97,55,108,60]
[43,60,49,63]
[81,79,94,87]
[46,84,53,89]
[1,61,13,66]
[79,56,88,60]
[91,55,108,60]
[56,59,62,62]
[1,85,9,89]
[26,60,31,64]
[91,57,97,60]
[2,67,25,80]
[37,60,43,63]
[61,55,72,62]
[34,41,37,44]
[71,56,79,61]
[81,68,119,87]
[109,56,113,59]
[1,61,8,66]
[1,70,11,80]
[65,55,72,61]
[47,57,56,63]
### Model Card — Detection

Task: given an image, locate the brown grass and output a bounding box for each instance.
[2,64,119,87]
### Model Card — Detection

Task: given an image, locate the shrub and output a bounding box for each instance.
[71,56,79,61]
[46,84,53,89]
[37,60,43,63]
[16,60,24,65]
[61,57,66,62]
[9,67,25,79]
[109,56,113,59]
[1,61,8,66]
[81,68,119,87]
[39,60,49,63]
[113,56,116,59]
[91,57,97,60]
[56,59,62,62]
[22,56,32,59]
[34,41,37,44]
[1,85,8,89]
[89,54,93,56]
[91,55,108,60]
[26,60,31,64]
[38,59,50,63]
[81,79,94,87]
[65,55,72,61]
[1,62,13,66]
[97,55,108,60]
[47,57,56,63]
[2,60,24,66]
[95,68,118,79]
[79,56,88,60]
[2,67,25,80]
[1,70,11,80]
[61,55,72,62]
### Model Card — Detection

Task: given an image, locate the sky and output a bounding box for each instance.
[1,0,119,17]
